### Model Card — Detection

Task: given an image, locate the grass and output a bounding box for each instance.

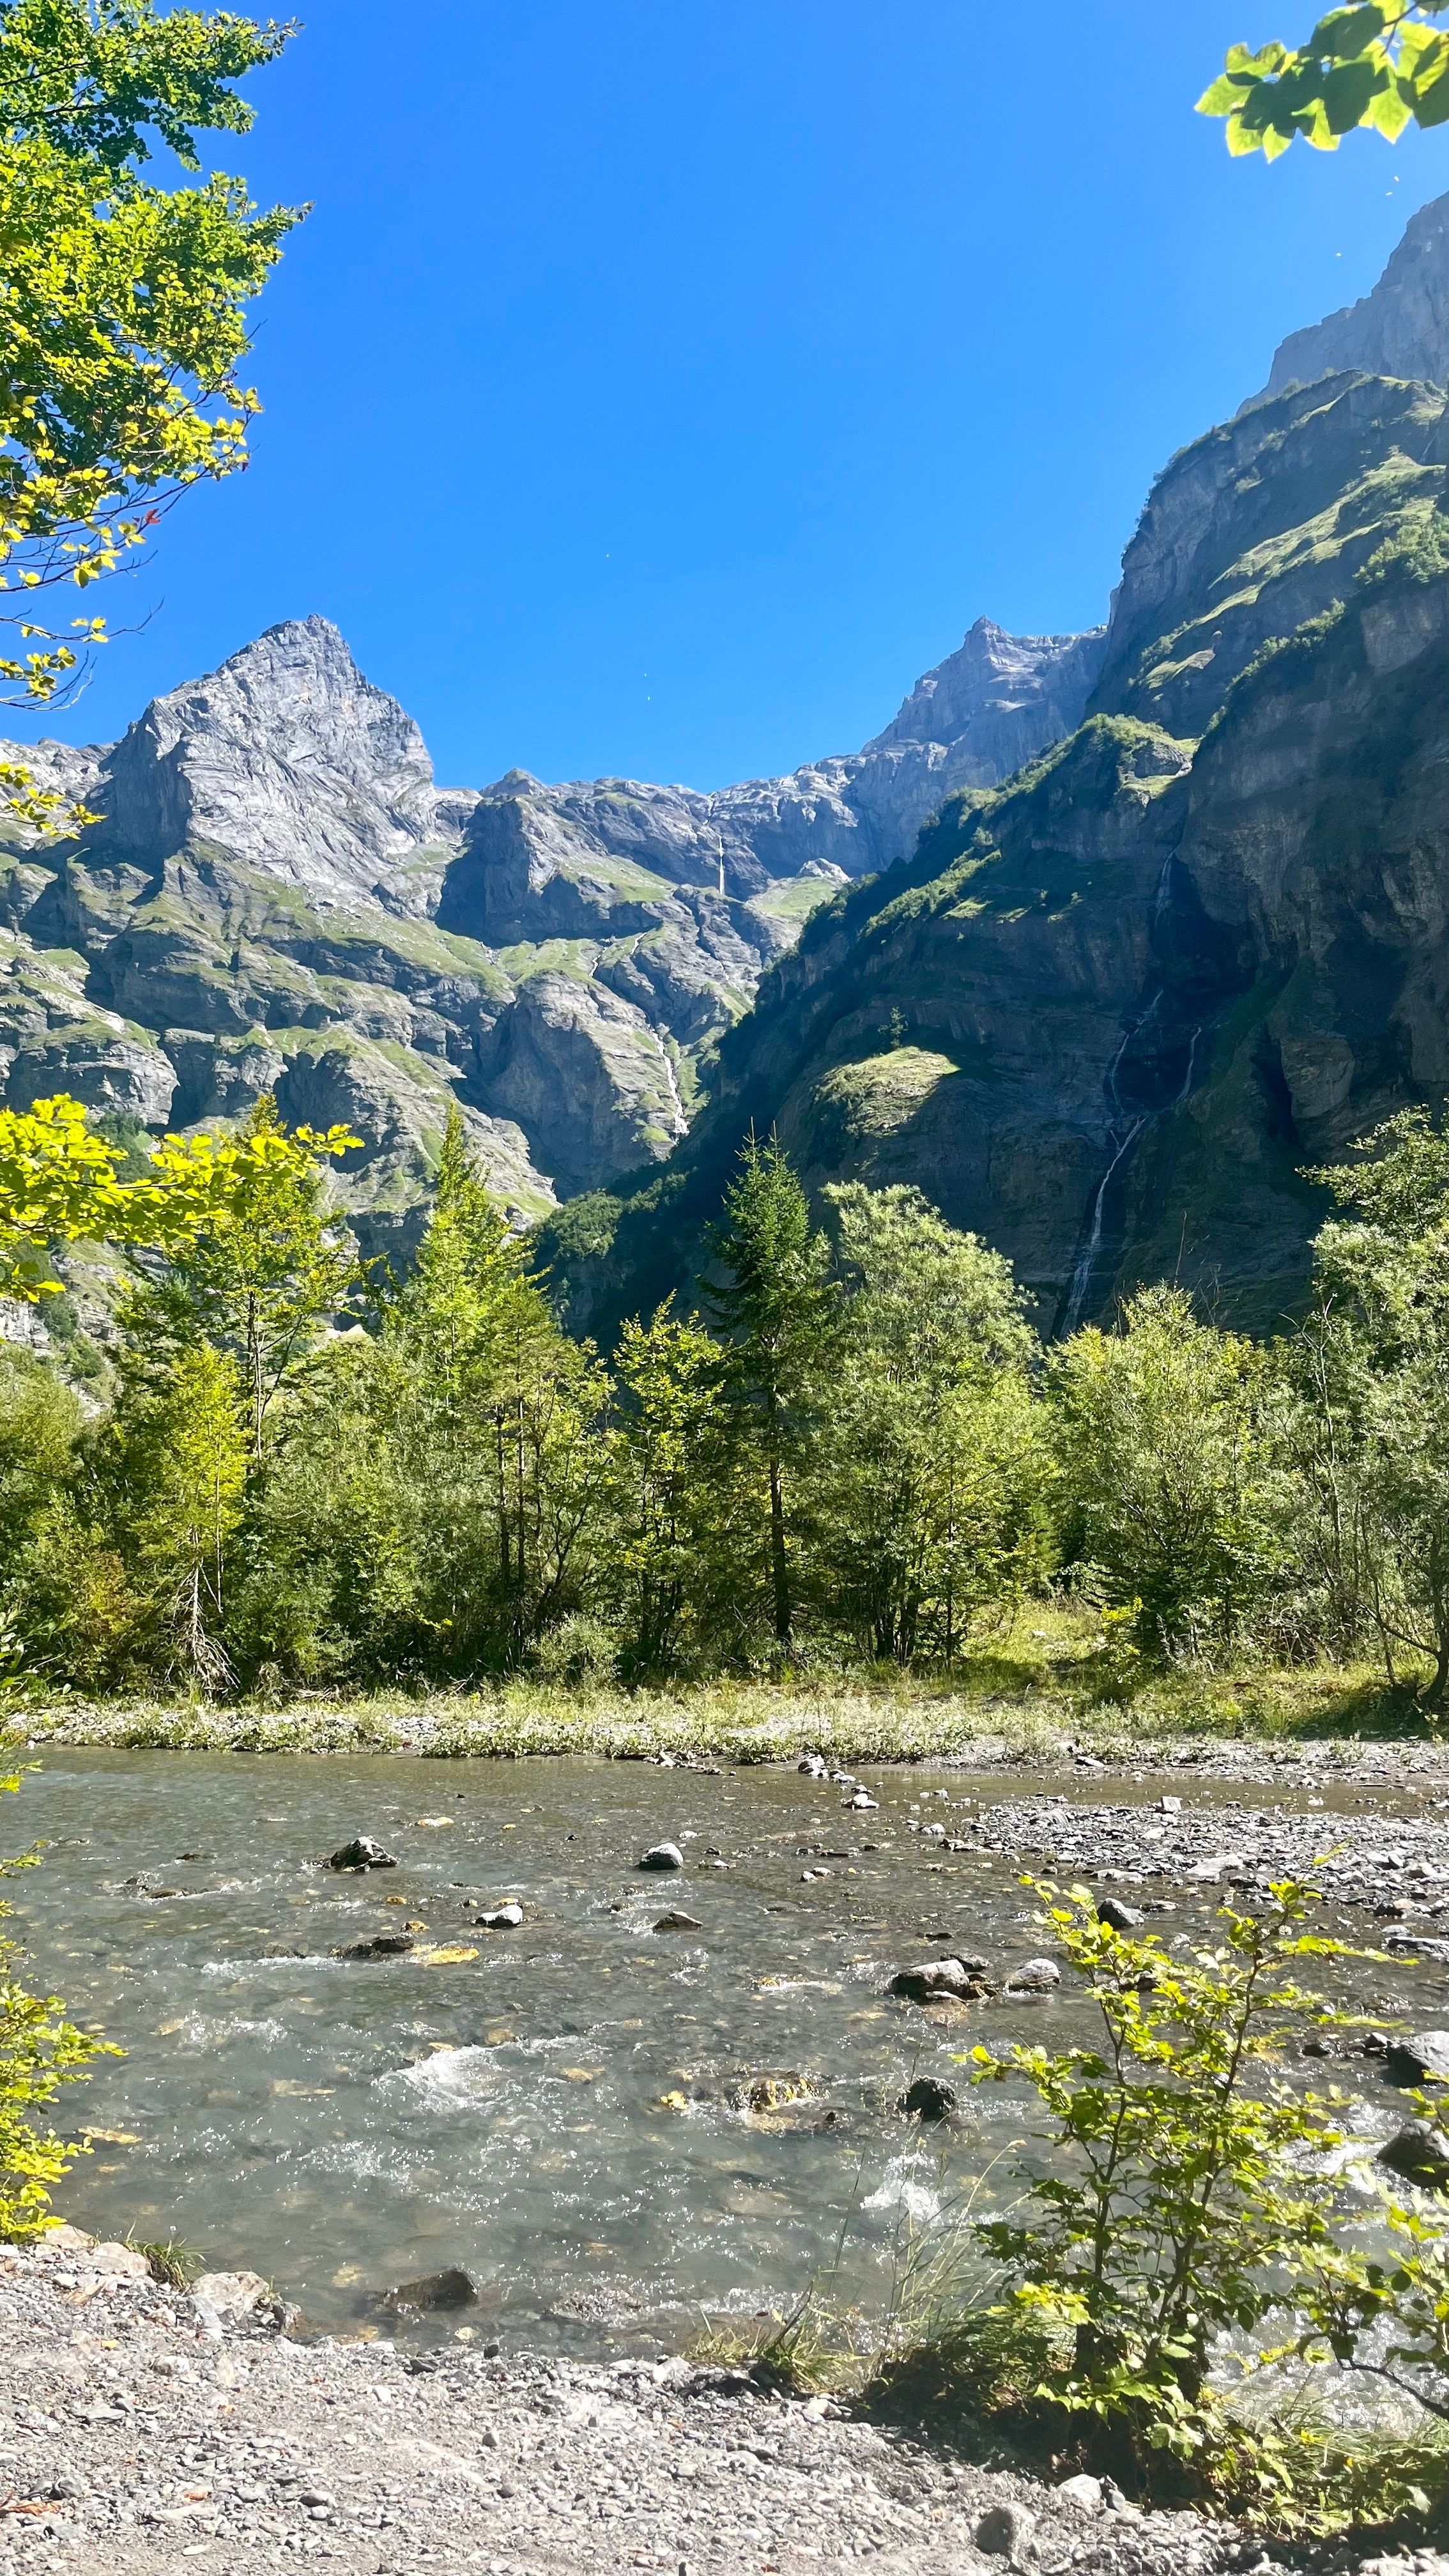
[124,2232,204,2289]
[1,1601,1441,1763]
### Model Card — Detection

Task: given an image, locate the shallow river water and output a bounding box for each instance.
[4,1750,1438,2354]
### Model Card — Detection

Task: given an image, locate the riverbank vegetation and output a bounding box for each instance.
[6,1096,1449,1728]
[704,1879,1449,2536]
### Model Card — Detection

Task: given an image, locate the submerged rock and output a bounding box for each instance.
[328,1836,397,1872]
[639,1841,684,1871]
[738,2072,816,2113]
[652,1909,702,1932]
[888,1956,990,2004]
[383,2267,480,2315]
[898,2076,956,2122]
[335,1931,415,1959]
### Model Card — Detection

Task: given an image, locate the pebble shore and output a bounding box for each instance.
[3,2231,1448,2576]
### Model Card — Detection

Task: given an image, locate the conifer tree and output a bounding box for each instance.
[705,1131,834,1652]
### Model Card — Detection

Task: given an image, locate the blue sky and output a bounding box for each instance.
[18,0,1449,790]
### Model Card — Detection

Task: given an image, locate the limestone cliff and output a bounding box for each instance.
[0,603,1100,1234]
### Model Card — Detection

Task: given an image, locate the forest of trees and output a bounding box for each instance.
[1,1093,1448,1706]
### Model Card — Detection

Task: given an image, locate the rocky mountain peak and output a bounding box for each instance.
[96,615,450,900]
[866,615,1108,757]
[1256,188,1449,401]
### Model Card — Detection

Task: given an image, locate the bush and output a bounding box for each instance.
[0,1772,113,2241]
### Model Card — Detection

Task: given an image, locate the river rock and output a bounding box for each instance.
[1004,1958,1062,1996]
[740,2072,815,2113]
[335,1930,415,1959]
[1055,2474,1103,2513]
[652,1910,702,1932]
[477,1902,524,1929]
[847,1790,878,1811]
[889,1956,990,2004]
[328,1836,397,1872]
[192,2270,282,2329]
[1096,1897,1146,1931]
[383,2267,480,2314]
[1386,2031,1449,2088]
[898,2076,956,2122]
[797,1755,828,1777]
[639,1841,684,1871]
[974,2501,1036,2559]
[86,2242,151,2281]
[1379,2120,1449,2190]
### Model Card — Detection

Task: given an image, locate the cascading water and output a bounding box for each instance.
[1061,855,1202,1334]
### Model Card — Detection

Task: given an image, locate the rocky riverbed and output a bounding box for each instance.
[4,2227,1443,2576]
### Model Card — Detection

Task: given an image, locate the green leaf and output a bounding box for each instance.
[1413,53,1449,113]
[1308,3,1390,59]
[1321,52,1392,125]
[1197,71,1255,112]
[1365,74,1414,130]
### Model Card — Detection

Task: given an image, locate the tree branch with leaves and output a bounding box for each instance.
[1200,2,1449,158]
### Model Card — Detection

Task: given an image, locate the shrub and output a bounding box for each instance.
[0,1772,113,2241]
[960,1876,1365,2494]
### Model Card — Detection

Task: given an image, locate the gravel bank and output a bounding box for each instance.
[0,2229,1314,2576]
[930,1782,1449,1925]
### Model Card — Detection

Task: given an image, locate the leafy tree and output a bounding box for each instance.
[125,1096,359,1452]
[0,1092,175,1296]
[0,0,300,825]
[238,1108,609,1680]
[1199,3,1449,161]
[1294,1110,1449,1704]
[812,1185,1052,1662]
[1050,1287,1284,1652]
[602,1301,738,1678]
[103,1340,249,1689]
[705,1131,835,1653]
[0,1351,82,1561]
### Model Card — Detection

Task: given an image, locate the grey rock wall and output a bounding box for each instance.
[1254,188,1449,401]
[0,597,1101,1220]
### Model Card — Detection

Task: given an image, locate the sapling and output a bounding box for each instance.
[962,1877,1365,2470]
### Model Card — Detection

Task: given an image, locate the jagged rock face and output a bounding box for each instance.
[542,337,1449,1340]
[1091,372,1449,739]
[442,617,1108,944]
[473,971,687,1194]
[1257,188,1449,400]
[0,597,1097,1218]
[865,618,1107,767]
[93,615,455,901]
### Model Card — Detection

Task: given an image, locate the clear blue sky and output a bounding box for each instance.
[18,0,1449,790]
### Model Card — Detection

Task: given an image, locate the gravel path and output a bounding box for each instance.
[0,2230,1289,2576]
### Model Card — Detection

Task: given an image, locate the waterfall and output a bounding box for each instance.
[1061,984,1201,1337]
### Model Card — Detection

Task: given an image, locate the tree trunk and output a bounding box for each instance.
[768,1450,790,1648]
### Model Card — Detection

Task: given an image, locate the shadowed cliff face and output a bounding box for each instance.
[540,362,1449,1342]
